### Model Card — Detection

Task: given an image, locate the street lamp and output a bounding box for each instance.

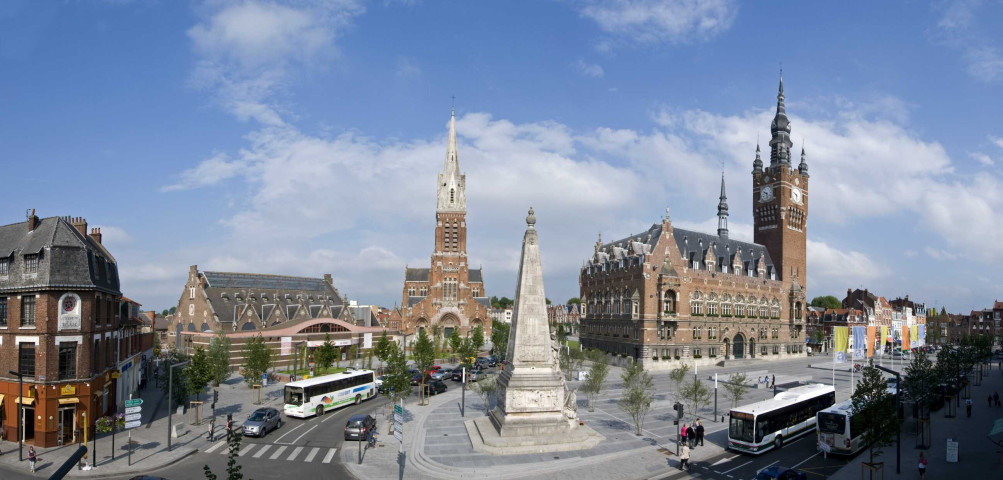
[8,369,23,461]
[167,360,190,452]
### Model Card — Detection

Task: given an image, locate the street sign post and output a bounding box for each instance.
[125,399,143,408]
[393,430,403,442]
[124,421,142,429]
[125,406,142,415]
[393,412,403,424]
[125,413,142,422]
[394,404,403,415]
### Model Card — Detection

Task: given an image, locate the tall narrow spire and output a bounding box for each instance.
[717,173,729,239]
[769,69,793,166]
[752,143,763,172]
[798,144,809,176]
[437,108,466,212]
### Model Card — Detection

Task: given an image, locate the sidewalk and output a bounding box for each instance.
[0,375,288,478]
[829,362,1003,480]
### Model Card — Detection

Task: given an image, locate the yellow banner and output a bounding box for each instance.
[835,326,849,353]
[911,325,919,347]
[867,326,876,358]
[881,326,888,346]
[902,325,910,350]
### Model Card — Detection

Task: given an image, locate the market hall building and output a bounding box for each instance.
[578,78,810,369]
[0,212,123,447]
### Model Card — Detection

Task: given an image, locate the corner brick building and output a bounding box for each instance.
[0,212,122,447]
[398,110,491,340]
[579,77,809,369]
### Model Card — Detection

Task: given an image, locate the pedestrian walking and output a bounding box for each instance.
[678,444,691,471]
[28,446,37,473]
[208,416,215,441]
[918,451,928,479]
[687,424,695,448]
[226,414,234,442]
[965,398,972,418]
[679,423,688,446]
[771,374,776,388]
[994,391,1000,407]
[695,419,705,446]
[990,395,993,409]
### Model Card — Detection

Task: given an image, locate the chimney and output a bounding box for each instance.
[71,217,88,237]
[324,273,333,285]
[89,227,102,245]
[26,209,39,232]
[847,288,852,297]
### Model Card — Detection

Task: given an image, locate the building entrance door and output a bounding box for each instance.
[733,334,745,359]
[22,406,35,442]
[58,406,76,445]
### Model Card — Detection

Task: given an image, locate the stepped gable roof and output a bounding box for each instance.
[202,271,345,325]
[672,227,774,271]
[405,268,430,282]
[0,216,120,293]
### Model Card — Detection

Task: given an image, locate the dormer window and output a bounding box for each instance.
[24,254,39,273]
[0,257,9,275]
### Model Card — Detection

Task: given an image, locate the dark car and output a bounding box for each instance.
[344,414,377,441]
[410,372,424,386]
[486,355,498,367]
[242,407,281,437]
[451,369,465,381]
[754,466,807,480]
[377,375,388,393]
[475,357,490,368]
[426,380,448,395]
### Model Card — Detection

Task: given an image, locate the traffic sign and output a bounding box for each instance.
[125,413,142,422]
[125,399,143,407]
[124,420,142,430]
[393,430,403,442]
[394,422,403,434]
[393,412,403,424]
[394,404,403,415]
[125,406,142,415]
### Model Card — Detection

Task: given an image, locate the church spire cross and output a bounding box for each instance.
[437,108,466,212]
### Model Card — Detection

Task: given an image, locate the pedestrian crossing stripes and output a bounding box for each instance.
[203,442,336,464]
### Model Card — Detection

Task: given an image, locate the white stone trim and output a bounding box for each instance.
[55,335,83,345]
[104,332,112,339]
[16,335,39,345]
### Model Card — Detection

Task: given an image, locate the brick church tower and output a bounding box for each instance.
[752,74,809,291]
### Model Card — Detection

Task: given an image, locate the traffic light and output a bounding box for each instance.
[673,402,684,419]
[213,389,219,409]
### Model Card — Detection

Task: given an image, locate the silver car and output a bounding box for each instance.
[242,407,281,437]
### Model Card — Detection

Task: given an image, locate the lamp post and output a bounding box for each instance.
[9,367,24,461]
[167,360,190,452]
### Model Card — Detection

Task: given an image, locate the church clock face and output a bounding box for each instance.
[791,187,803,204]
[760,185,774,202]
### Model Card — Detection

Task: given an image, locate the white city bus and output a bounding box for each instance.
[816,399,867,456]
[727,383,836,454]
[284,369,377,418]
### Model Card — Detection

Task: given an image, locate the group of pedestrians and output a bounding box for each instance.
[987,391,1001,409]
[677,419,704,471]
[757,375,776,388]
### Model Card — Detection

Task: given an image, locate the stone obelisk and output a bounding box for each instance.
[466,208,602,454]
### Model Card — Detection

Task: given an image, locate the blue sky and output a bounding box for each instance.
[1,0,1001,314]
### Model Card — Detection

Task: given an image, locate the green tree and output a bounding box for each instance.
[618,361,655,436]
[556,323,567,346]
[188,346,214,401]
[384,342,412,404]
[723,373,750,408]
[490,320,510,361]
[169,306,177,315]
[374,330,392,367]
[242,334,272,387]
[580,349,609,412]
[458,337,475,367]
[347,344,358,368]
[902,350,936,439]
[680,376,711,417]
[811,328,825,346]
[546,297,552,305]
[568,347,585,380]
[208,329,232,387]
[158,348,191,409]
[810,295,842,310]
[668,364,691,402]
[567,297,580,305]
[471,325,485,353]
[851,363,899,471]
[413,328,435,383]
[431,325,442,358]
[315,334,337,375]
[204,431,244,480]
[448,329,462,357]
[161,309,169,316]
[365,349,374,370]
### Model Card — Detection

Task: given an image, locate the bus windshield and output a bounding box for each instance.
[729,415,754,442]
[817,412,846,434]
[284,387,304,406]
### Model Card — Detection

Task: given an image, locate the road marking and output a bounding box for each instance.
[792,451,821,469]
[763,460,779,470]
[321,448,337,463]
[304,447,320,462]
[720,460,753,474]
[204,440,227,454]
[252,445,271,458]
[269,445,288,460]
[593,407,663,438]
[273,423,304,443]
[711,455,738,466]
[238,444,256,456]
[290,424,318,444]
[286,446,304,461]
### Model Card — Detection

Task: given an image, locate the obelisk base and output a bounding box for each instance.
[465,416,603,455]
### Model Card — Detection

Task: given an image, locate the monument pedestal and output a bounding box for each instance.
[465,416,603,455]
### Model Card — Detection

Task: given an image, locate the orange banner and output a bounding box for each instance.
[902,325,910,350]
[866,326,876,358]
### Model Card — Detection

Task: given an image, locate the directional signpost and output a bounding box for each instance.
[124,398,143,465]
[394,401,405,480]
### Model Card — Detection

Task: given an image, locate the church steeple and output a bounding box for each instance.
[798,144,809,176]
[717,173,729,239]
[752,143,763,173]
[769,72,793,166]
[437,108,466,212]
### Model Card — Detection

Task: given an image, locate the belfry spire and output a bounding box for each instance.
[437,108,466,212]
[769,69,793,166]
[753,143,763,172]
[717,173,729,239]
[798,143,809,176]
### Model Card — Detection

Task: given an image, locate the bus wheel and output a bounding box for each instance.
[317,406,324,416]
[774,435,783,450]
[355,394,361,405]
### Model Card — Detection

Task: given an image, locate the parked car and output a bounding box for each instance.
[242,407,281,437]
[375,375,385,393]
[431,369,453,381]
[754,465,807,480]
[410,372,424,386]
[486,355,499,366]
[426,380,448,395]
[344,414,377,441]
[469,368,485,382]
[451,369,465,381]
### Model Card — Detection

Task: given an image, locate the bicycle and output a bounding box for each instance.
[366,431,378,449]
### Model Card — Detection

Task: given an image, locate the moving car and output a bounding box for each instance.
[431,369,453,381]
[375,375,385,393]
[242,407,282,437]
[410,372,424,386]
[426,380,448,395]
[753,465,807,480]
[469,369,485,382]
[344,414,377,441]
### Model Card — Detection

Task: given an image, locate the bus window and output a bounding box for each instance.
[285,387,304,406]
[755,416,772,442]
[729,415,754,442]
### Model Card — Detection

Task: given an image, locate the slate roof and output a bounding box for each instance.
[469,268,483,283]
[0,216,120,294]
[474,297,489,307]
[407,296,425,307]
[201,270,346,325]
[405,268,430,282]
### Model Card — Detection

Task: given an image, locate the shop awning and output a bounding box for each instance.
[58,398,80,405]
[15,397,35,405]
[0,394,4,404]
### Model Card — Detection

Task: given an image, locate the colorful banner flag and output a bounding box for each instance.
[917,325,926,347]
[911,325,919,348]
[902,325,910,350]
[881,326,889,347]
[852,326,867,359]
[834,326,849,363]
[866,326,877,358]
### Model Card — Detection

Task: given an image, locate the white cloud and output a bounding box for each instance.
[970,152,995,166]
[395,56,421,79]
[575,59,605,78]
[932,0,1003,82]
[924,246,958,261]
[807,239,888,283]
[162,152,245,191]
[990,135,1003,150]
[577,0,737,46]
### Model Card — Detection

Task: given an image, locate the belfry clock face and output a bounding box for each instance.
[791,187,803,204]
[760,185,774,202]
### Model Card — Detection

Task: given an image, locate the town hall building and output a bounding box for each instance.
[579,77,809,369]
